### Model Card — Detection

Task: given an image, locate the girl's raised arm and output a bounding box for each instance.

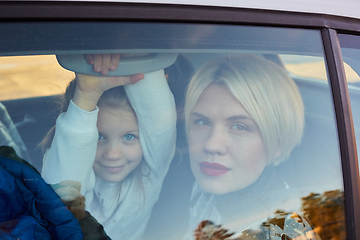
[42,55,144,195]
[125,69,177,178]
[73,73,143,111]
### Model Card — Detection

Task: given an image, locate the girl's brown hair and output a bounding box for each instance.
[41,77,149,199]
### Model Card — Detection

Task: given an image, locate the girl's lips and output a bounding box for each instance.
[102,165,125,174]
[199,162,229,176]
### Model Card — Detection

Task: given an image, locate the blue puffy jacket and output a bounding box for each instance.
[0,149,83,240]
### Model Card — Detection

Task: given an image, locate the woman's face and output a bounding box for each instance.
[188,84,268,195]
[94,106,143,183]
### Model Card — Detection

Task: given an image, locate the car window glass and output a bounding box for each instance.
[280,54,360,83]
[0,23,346,240]
[0,55,74,100]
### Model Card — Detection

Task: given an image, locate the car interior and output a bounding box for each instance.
[0,52,349,236]
[0,22,352,239]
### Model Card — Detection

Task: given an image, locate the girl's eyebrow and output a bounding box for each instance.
[125,130,140,134]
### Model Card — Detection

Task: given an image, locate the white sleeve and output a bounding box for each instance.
[41,100,98,196]
[125,69,177,178]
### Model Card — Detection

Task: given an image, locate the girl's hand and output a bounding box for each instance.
[73,72,144,112]
[73,53,144,111]
[76,72,144,94]
[72,53,144,111]
[85,53,121,75]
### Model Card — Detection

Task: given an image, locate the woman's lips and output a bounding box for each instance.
[199,162,229,176]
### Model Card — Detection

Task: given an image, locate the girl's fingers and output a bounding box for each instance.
[84,53,121,74]
[129,73,145,84]
[101,54,112,75]
[110,53,121,71]
[84,54,94,65]
[93,54,103,73]
[112,73,144,88]
[77,73,144,92]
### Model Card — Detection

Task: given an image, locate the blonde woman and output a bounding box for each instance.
[184,54,316,239]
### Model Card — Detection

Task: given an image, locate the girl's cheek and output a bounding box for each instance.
[136,146,144,160]
[95,145,105,160]
[137,146,143,158]
[126,143,143,159]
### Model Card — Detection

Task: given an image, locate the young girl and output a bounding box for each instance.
[41,54,177,240]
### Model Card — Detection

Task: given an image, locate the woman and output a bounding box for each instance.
[184,54,315,239]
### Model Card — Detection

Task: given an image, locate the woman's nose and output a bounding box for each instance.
[203,128,228,155]
[104,143,123,160]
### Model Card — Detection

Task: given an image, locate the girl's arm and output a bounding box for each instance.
[41,99,99,196]
[125,70,177,178]
[42,69,144,196]
[73,72,143,111]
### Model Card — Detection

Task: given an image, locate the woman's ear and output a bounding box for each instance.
[270,148,282,166]
[274,148,282,158]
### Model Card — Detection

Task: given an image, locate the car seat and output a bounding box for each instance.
[0,102,30,161]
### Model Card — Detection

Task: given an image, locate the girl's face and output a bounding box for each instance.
[94,106,143,183]
[188,84,267,195]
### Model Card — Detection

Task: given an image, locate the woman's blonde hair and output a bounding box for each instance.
[184,54,304,165]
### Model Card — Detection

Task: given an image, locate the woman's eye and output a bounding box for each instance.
[195,119,210,126]
[123,134,136,141]
[231,124,248,131]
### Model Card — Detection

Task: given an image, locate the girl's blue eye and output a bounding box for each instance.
[123,134,136,141]
[98,134,105,140]
[232,124,248,131]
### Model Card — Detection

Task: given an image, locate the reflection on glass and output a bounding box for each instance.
[0,23,347,240]
[193,190,345,240]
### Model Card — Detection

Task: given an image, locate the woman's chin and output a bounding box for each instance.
[196,175,255,195]
[197,179,233,195]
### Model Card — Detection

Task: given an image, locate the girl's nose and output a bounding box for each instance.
[104,144,123,160]
[203,128,228,156]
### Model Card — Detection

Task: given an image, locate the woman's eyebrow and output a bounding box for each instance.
[191,112,253,122]
[190,112,208,119]
[226,115,254,122]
